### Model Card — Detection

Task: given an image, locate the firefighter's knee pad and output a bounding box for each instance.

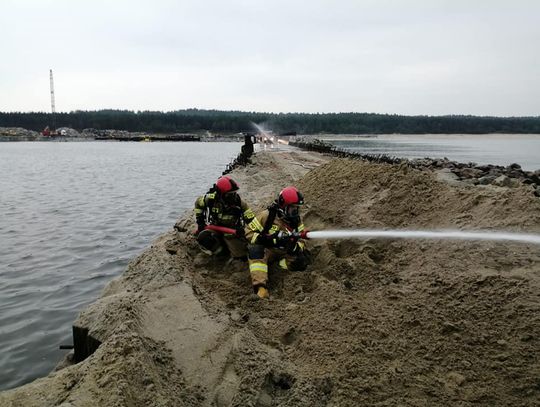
[197,230,222,255]
[248,244,265,260]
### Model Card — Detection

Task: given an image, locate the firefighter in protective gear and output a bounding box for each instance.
[245,186,311,299]
[194,176,255,258]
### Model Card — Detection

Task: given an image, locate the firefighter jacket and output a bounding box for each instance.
[194,192,255,230]
[245,208,306,254]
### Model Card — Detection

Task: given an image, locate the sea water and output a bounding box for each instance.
[0,141,240,390]
[320,134,540,171]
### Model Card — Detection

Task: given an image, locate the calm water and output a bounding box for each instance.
[0,142,241,391]
[320,134,540,171]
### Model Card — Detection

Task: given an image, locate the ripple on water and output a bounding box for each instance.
[0,141,242,390]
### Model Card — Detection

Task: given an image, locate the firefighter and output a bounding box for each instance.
[194,176,255,259]
[245,186,311,299]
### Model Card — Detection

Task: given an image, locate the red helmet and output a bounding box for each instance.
[278,186,304,208]
[215,176,239,195]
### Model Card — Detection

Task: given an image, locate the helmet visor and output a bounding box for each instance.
[285,205,300,217]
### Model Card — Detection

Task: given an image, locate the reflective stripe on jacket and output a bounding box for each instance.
[194,193,255,229]
[245,209,306,251]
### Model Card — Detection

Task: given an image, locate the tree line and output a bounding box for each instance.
[1,109,539,134]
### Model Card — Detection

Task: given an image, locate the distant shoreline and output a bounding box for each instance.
[2,109,540,135]
[0,127,244,142]
[2,126,540,143]
[317,133,540,141]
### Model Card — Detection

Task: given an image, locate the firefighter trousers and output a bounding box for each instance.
[223,234,248,258]
[198,230,248,258]
[247,244,310,289]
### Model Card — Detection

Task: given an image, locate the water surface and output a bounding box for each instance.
[0,142,240,390]
[319,134,540,170]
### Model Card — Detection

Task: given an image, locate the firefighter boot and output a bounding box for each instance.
[257,286,269,299]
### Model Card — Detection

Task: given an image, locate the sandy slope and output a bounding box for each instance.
[1,149,539,406]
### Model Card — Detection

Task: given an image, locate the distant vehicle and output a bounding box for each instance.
[42,126,58,137]
[42,127,67,137]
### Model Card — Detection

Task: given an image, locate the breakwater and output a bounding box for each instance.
[290,138,540,196]
[2,147,539,406]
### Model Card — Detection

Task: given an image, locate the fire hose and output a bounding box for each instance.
[198,225,540,245]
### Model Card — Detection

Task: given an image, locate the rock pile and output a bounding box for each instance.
[411,158,540,196]
[56,127,81,137]
[82,128,134,139]
[0,127,41,140]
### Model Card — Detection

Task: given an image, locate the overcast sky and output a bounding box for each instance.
[0,0,538,115]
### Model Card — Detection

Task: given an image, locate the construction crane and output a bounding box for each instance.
[42,69,58,136]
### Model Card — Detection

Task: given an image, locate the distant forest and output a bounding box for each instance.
[1,109,540,134]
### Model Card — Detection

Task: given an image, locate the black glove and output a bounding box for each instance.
[195,218,206,236]
[256,233,276,247]
[235,225,246,237]
[275,232,292,249]
[284,232,305,254]
[286,241,301,255]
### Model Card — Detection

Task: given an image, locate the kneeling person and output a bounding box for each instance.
[245,186,311,298]
[195,176,255,259]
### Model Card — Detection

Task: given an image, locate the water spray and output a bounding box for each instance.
[304,229,540,245]
[250,122,289,147]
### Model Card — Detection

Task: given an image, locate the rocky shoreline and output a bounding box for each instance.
[1,146,539,406]
[291,138,540,196]
[0,127,242,142]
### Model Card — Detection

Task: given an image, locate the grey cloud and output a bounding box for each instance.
[1,0,538,115]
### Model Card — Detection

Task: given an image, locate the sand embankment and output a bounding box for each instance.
[1,149,539,406]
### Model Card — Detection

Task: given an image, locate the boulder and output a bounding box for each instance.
[456,168,484,179]
[493,175,520,188]
[474,164,494,172]
[507,170,525,180]
[477,175,498,185]
[522,173,540,186]
[486,168,503,177]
